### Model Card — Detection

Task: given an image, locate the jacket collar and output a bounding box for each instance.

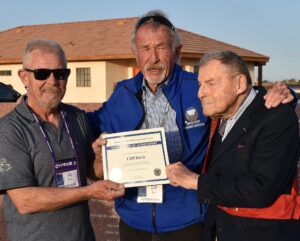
[210,87,267,165]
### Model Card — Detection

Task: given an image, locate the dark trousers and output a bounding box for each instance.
[119,219,204,241]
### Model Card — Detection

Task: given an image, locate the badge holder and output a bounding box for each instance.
[137,185,163,203]
[54,157,80,188]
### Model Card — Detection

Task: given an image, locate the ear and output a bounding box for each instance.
[18,69,30,88]
[236,74,248,95]
[131,45,137,57]
[174,45,182,63]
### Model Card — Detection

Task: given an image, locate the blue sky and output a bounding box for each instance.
[0,0,299,81]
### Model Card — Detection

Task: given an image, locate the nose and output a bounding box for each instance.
[198,84,206,100]
[149,47,159,63]
[46,72,57,84]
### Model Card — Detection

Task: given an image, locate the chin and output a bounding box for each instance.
[202,109,212,117]
[42,96,64,109]
[145,73,166,84]
[204,111,219,118]
[41,101,60,109]
[147,78,165,85]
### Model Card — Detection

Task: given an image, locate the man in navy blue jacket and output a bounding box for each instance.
[88,10,296,241]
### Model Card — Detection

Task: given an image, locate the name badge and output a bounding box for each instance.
[54,157,80,188]
[137,185,163,203]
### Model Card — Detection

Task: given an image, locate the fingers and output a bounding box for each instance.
[92,134,107,153]
[105,180,124,192]
[94,135,107,146]
[166,162,181,178]
[103,181,125,200]
[166,165,177,186]
[89,180,125,201]
[281,96,293,104]
[106,188,125,200]
[166,162,185,187]
[264,82,292,108]
[166,162,199,190]
[168,180,180,187]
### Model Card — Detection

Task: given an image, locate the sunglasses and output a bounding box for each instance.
[136,15,175,32]
[24,68,71,81]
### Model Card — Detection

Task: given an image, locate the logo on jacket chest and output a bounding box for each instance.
[184,107,204,129]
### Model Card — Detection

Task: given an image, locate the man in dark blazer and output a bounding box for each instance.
[167,50,300,241]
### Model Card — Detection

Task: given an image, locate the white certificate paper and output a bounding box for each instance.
[102,128,170,188]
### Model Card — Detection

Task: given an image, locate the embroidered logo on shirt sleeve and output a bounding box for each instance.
[0,159,12,173]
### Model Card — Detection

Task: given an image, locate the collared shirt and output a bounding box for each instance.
[140,79,183,163]
[222,88,257,141]
[0,97,95,241]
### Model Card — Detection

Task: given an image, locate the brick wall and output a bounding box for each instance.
[0,103,17,117]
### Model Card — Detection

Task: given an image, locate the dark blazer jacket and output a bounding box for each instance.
[198,87,300,241]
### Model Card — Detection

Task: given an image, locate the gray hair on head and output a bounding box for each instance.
[199,50,252,85]
[131,9,182,53]
[23,39,67,68]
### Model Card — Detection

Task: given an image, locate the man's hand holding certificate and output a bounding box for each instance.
[102,128,170,188]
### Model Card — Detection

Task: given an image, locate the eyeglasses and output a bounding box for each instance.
[136,15,175,32]
[24,68,71,81]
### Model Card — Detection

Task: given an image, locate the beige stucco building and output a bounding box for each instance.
[0,18,268,103]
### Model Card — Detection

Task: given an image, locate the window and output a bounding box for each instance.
[76,68,91,87]
[0,70,12,76]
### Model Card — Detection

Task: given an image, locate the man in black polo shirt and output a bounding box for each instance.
[0,39,124,241]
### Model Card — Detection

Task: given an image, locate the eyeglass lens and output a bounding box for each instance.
[25,68,71,80]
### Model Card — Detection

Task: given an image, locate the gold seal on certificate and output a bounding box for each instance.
[102,128,170,188]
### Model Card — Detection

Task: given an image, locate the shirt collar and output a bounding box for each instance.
[17,95,65,124]
[220,88,257,141]
[227,87,257,122]
[142,77,170,95]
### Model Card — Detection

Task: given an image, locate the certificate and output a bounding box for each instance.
[102,128,170,188]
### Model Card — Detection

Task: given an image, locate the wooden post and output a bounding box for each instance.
[258,64,263,86]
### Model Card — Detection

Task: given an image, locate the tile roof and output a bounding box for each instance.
[0,17,269,65]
